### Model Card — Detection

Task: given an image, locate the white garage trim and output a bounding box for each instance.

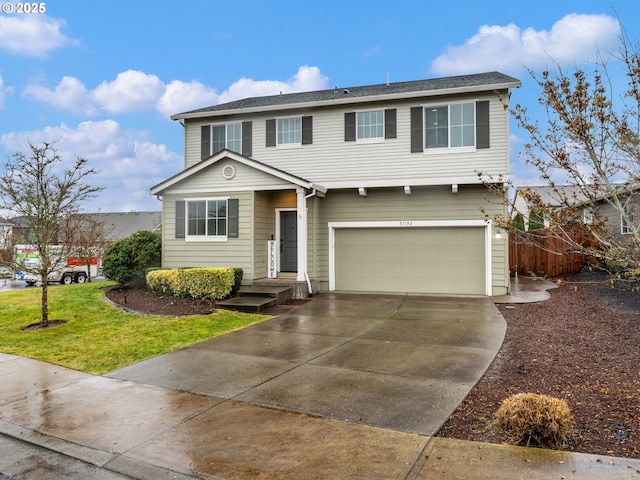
[328,220,492,296]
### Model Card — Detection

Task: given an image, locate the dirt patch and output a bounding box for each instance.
[436,270,640,459]
[21,319,69,330]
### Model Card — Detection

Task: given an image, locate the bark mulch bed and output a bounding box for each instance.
[436,270,640,459]
[105,287,218,316]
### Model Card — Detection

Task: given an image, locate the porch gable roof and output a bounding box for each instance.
[149,149,327,196]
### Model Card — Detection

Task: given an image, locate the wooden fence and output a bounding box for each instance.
[509,227,588,277]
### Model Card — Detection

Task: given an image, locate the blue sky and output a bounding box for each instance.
[0,0,637,212]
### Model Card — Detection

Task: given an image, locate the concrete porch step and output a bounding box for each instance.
[216,295,279,313]
[217,285,292,313]
[236,285,292,303]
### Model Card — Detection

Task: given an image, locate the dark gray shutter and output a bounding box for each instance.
[302,116,313,144]
[476,100,490,149]
[175,200,185,238]
[410,107,423,153]
[344,112,356,141]
[228,198,239,238]
[242,121,252,156]
[200,126,210,160]
[266,119,276,147]
[385,109,397,139]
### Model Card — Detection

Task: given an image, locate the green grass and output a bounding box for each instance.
[0,281,268,374]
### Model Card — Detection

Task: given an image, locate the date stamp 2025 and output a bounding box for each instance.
[2,3,46,14]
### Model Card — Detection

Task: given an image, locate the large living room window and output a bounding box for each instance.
[211,123,241,155]
[277,117,302,146]
[356,110,384,142]
[425,102,475,149]
[186,199,227,239]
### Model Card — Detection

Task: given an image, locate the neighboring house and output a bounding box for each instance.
[512,184,640,241]
[79,211,162,242]
[512,185,589,230]
[10,211,162,243]
[151,72,521,296]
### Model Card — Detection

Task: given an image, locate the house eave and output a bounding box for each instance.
[149,150,326,196]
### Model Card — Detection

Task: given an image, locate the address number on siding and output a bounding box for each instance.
[399,221,414,226]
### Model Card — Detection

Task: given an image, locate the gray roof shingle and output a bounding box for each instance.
[172,71,520,119]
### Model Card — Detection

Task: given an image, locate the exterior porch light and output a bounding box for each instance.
[404,186,411,195]
[452,184,458,194]
[358,187,367,197]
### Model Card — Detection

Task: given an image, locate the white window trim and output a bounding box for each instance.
[621,212,634,235]
[275,116,302,149]
[184,197,230,242]
[327,219,492,296]
[355,108,385,144]
[422,100,477,154]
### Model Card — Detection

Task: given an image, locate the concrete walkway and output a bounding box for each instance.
[1,286,639,479]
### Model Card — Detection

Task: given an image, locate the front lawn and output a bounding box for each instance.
[0,281,268,374]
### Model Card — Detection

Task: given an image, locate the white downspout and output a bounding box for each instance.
[296,187,307,283]
[303,189,318,295]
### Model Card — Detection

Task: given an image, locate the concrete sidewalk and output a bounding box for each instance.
[1,287,639,479]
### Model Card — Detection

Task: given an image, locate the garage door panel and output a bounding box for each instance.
[334,227,485,295]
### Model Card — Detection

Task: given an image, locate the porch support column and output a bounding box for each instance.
[296,187,307,282]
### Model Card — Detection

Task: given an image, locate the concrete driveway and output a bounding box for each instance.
[106,293,505,436]
[0,292,506,479]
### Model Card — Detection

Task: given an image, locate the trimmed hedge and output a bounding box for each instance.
[147,267,235,301]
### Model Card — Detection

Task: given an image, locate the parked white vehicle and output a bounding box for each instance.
[12,245,98,286]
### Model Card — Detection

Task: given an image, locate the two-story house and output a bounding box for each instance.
[150,72,521,297]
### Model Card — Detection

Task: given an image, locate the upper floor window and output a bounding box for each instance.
[211,123,241,155]
[266,116,313,148]
[187,199,227,239]
[201,121,252,160]
[411,100,489,153]
[345,109,396,143]
[277,117,302,146]
[357,110,384,142]
[425,102,475,149]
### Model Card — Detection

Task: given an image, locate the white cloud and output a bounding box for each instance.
[0,14,77,57]
[0,75,14,109]
[157,80,219,118]
[0,121,180,212]
[23,76,97,115]
[23,65,330,118]
[430,13,621,75]
[218,65,330,104]
[92,70,165,114]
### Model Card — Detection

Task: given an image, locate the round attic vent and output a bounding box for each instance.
[222,164,236,180]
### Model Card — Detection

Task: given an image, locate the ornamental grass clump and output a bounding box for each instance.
[494,393,574,449]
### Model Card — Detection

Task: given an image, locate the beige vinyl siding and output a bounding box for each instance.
[166,159,296,194]
[491,237,509,295]
[182,91,510,186]
[313,184,508,295]
[253,192,270,279]
[161,191,255,282]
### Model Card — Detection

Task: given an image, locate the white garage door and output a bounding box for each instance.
[334,227,486,295]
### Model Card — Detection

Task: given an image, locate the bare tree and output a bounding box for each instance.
[64,213,113,282]
[0,141,102,326]
[483,28,640,273]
